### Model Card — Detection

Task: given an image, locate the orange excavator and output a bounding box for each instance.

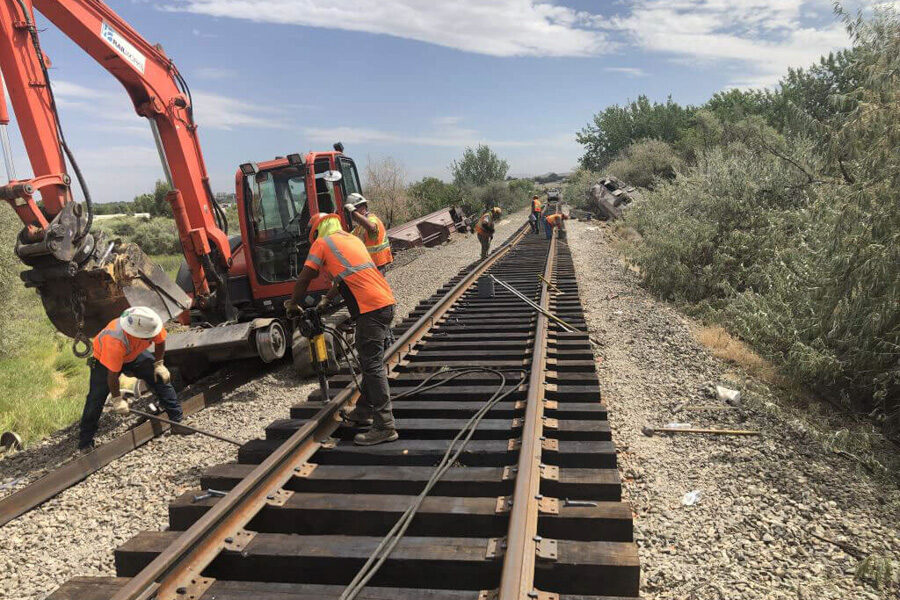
[0,0,364,371]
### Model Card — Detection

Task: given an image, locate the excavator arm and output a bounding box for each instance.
[0,0,234,346]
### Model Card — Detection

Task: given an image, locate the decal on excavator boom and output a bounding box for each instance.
[100,22,146,73]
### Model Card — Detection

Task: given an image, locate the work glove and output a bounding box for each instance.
[110,396,130,415]
[284,299,302,319]
[154,360,171,384]
[344,203,356,213]
[316,296,330,312]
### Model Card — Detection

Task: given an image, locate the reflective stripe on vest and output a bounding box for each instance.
[354,216,391,255]
[97,322,133,356]
[323,234,378,282]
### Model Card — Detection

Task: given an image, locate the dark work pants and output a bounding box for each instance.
[376,264,395,351]
[530,211,540,233]
[79,351,182,448]
[354,304,396,431]
[545,220,553,239]
[478,233,492,260]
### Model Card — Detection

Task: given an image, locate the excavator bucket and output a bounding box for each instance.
[22,235,191,342]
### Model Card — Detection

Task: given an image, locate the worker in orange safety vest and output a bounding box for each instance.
[345,192,393,273]
[530,195,542,234]
[474,206,502,260]
[544,212,569,239]
[78,307,181,452]
[286,213,399,446]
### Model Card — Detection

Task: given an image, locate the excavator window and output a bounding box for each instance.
[339,157,362,197]
[313,158,337,213]
[244,166,309,284]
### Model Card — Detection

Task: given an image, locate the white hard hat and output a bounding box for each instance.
[347,192,368,208]
[119,306,164,339]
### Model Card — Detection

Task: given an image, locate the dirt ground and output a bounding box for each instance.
[565,219,900,599]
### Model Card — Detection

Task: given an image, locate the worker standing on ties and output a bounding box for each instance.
[78,307,181,453]
[544,212,569,239]
[345,193,393,273]
[530,195,542,234]
[474,206,502,260]
[287,213,399,445]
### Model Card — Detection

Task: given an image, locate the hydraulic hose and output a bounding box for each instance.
[340,366,528,600]
[14,0,94,240]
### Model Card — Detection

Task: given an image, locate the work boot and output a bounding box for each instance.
[340,408,374,428]
[75,441,95,456]
[354,428,399,446]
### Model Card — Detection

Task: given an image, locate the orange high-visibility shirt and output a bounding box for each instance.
[352,214,393,268]
[92,318,166,372]
[474,212,494,236]
[546,214,564,228]
[304,230,396,316]
[532,198,542,212]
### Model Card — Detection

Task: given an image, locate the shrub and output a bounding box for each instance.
[627,135,815,305]
[562,167,601,209]
[0,207,21,356]
[132,219,181,255]
[606,139,683,189]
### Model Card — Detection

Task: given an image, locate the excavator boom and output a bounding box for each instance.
[0,0,235,348]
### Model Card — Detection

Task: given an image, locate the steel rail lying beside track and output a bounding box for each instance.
[49,213,641,600]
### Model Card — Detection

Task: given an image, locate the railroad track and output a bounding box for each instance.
[50,216,640,600]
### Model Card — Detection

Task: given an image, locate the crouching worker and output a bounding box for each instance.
[545,212,569,239]
[286,213,399,446]
[78,307,181,453]
[475,206,502,260]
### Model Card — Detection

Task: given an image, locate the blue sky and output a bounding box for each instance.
[3,0,865,203]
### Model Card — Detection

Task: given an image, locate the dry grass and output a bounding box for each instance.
[693,325,779,385]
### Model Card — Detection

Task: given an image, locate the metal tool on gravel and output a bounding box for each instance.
[641,425,761,437]
[191,489,227,503]
[128,409,243,446]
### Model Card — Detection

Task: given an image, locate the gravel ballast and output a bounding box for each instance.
[0,211,527,600]
[565,220,899,600]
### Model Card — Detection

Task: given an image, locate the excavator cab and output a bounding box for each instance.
[233,150,360,314]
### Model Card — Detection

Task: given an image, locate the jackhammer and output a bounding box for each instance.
[296,305,332,401]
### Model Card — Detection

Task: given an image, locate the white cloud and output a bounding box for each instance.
[165,0,614,57]
[53,80,285,133]
[50,80,105,99]
[604,67,647,77]
[190,91,286,130]
[607,0,850,87]
[304,121,573,150]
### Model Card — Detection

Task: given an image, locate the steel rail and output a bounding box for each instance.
[0,365,264,527]
[498,228,557,600]
[112,223,531,600]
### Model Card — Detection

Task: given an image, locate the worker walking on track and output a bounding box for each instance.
[474,206,502,260]
[544,212,569,239]
[78,307,181,453]
[345,193,393,273]
[530,195,542,234]
[287,213,399,446]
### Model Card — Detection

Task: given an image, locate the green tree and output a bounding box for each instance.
[450,144,509,187]
[576,95,695,171]
[407,177,462,217]
[132,179,172,217]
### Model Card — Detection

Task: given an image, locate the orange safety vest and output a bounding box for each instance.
[304,230,396,316]
[532,198,542,212]
[352,214,393,268]
[474,212,494,237]
[546,214,564,228]
[92,318,167,372]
